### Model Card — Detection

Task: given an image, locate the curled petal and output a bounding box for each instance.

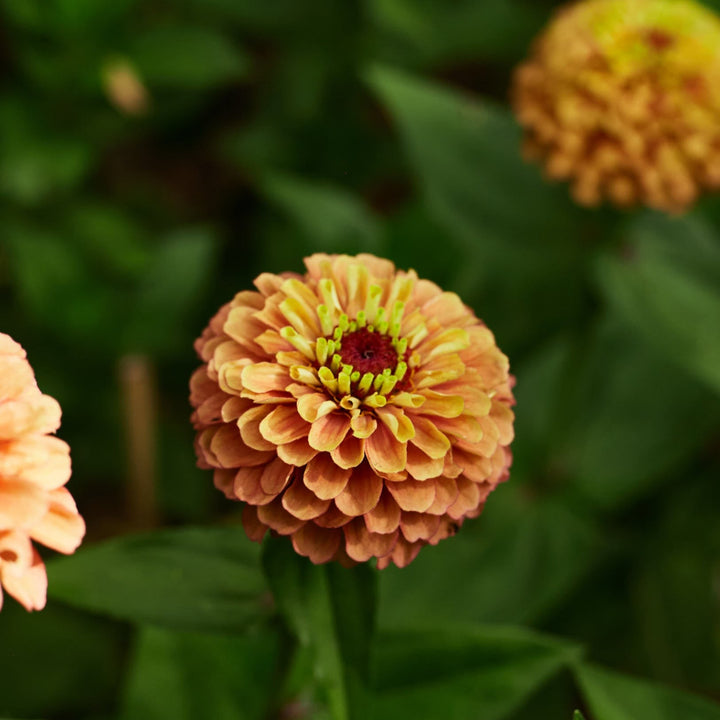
[257,500,305,535]
[303,454,351,500]
[259,405,310,445]
[400,512,441,543]
[277,438,318,466]
[330,434,365,469]
[344,519,398,562]
[291,524,342,564]
[308,412,351,452]
[241,363,289,394]
[365,422,407,475]
[260,457,294,495]
[350,412,377,439]
[238,405,276,451]
[334,464,383,516]
[282,479,331,520]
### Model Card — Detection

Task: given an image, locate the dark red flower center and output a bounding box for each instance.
[645,28,674,51]
[339,328,398,375]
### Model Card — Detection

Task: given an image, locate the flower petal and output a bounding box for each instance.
[29,488,85,554]
[277,438,318,466]
[376,405,415,442]
[241,504,267,542]
[233,466,276,505]
[259,405,310,445]
[350,412,377,439]
[211,424,274,467]
[386,478,436,513]
[365,422,407,475]
[405,445,445,481]
[447,476,482,520]
[241,362,290,394]
[426,476,459,515]
[260,457,294,494]
[291,524,341,564]
[364,490,401,534]
[308,412,351,452]
[237,405,276,451]
[257,500,305,535]
[330,434,365,469]
[334,464,383,516]
[400,512,441,543]
[343,519,398,562]
[282,479,331,520]
[407,416,450,459]
[303,454,351,500]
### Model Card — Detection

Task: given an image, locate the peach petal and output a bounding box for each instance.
[194,392,226,425]
[277,438,318,466]
[260,457,294,494]
[210,424,274,468]
[241,363,290,394]
[432,414,483,443]
[330,434,365,469]
[343,519,399,562]
[307,412,351,452]
[241,504,267,542]
[378,537,422,569]
[1,549,47,611]
[0,481,50,530]
[291,524,342,564]
[253,272,286,297]
[0,435,71,489]
[376,405,415,442]
[254,329,292,355]
[282,479,331,520]
[418,328,470,362]
[221,396,250,423]
[257,500,305,535]
[407,416,450,459]
[426,476,459,515]
[386,478,436,513]
[415,390,464,418]
[334,464,383,516]
[364,490,401,534]
[233,466,276,505]
[350,412,377,439]
[314,505,353,528]
[447,477,482,520]
[297,393,337,423]
[400,512,441,543]
[303,454,351,500]
[412,353,466,389]
[259,405,310,445]
[421,291,471,327]
[464,415,500,457]
[0,395,61,440]
[405,445,445,481]
[29,488,85,554]
[238,405,276,451]
[365,423,407,475]
[213,469,236,498]
[491,402,516,445]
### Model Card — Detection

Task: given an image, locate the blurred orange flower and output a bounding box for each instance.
[513,0,720,212]
[0,334,85,611]
[191,254,515,568]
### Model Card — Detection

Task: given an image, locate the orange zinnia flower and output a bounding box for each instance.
[0,334,85,611]
[190,254,515,568]
[513,0,720,212]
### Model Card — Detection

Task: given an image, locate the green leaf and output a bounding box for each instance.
[121,625,282,720]
[47,526,270,632]
[597,212,720,395]
[258,172,382,253]
[130,26,249,89]
[373,624,581,720]
[262,535,376,720]
[574,712,587,720]
[379,489,600,627]
[575,664,720,720]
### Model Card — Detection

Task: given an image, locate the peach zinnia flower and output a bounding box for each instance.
[0,334,85,611]
[513,0,720,212]
[190,254,515,568]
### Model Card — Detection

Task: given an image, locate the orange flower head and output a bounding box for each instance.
[0,334,85,611]
[512,0,720,212]
[190,254,515,568]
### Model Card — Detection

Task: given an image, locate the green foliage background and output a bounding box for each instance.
[0,1,719,719]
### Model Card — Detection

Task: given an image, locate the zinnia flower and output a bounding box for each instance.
[512,0,720,212]
[190,254,515,568]
[0,334,85,611]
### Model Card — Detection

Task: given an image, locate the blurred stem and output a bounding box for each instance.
[119,354,159,529]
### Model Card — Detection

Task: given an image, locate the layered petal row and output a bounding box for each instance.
[190,254,515,568]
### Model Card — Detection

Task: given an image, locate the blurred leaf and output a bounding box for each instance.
[379,489,600,628]
[121,625,282,720]
[575,664,720,720]
[47,525,270,632]
[597,212,720,395]
[0,600,124,718]
[559,318,720,509]
[126,227,217,354]
[262,535,376,720]
[258,172,382,253]
[373,624,581,720]
[129,26,249,89]
[574,712,587,720]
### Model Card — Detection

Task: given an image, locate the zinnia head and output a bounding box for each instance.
[0,334,85,611]
[512,0,720,212]
[190,254,515,568]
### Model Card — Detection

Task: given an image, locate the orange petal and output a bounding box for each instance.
[221,396,251,423]
[426,476,459,515]
[260,457,294,494]
[29,488,85,554]
[378,537,422,569]
[259,405,310,445]
[297,393,337,423]
[211,424,275,468]
[194,392,226,425]
[303,454,351,500]
[330,434,365,469]
[0,435,71,489]
[343,519,398,562]
[277,438,318,466]
[407,416,450,459]
[1,549,47,611]
[241,504,267,542]
[314,504,353,528]
[282,479,331,520]
[415,390,464,418]
[308,412,351,452]
[238,405,276,451]
[257,500,305,535]
[376,405,415,442]
[447,476,482,520]
[399,512,441,542]
[421,291,471,327]
[334,464,383,516]
[0,481,50,529]
[350,411,377,439]
[291,524,342,564]
[386,478,436,513]
[364,490,401,534]
[241,362,289,394]
[365,423,407,474]
[417,327,469,362]
[213,469,236,498]
[405,445,445,481]
[233,466,276,505]
[491,401,515,445]
[432,414,483,443]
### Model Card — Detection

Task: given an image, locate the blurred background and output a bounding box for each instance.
[0,1,719,719]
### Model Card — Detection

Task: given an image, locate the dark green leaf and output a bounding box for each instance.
[47,526,270,632]
[373,624,581,720]
[575,664,720,720]
[130,26,249,89]
[121,625,282,720]
[262,535,376,720]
